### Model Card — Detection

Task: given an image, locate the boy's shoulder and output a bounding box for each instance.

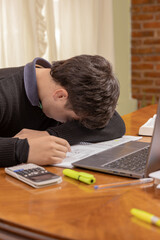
[0,66,24,83]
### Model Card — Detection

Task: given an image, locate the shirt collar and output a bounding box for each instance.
[24,57,51,106]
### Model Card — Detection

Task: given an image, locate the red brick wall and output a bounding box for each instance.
[131,0,160,108]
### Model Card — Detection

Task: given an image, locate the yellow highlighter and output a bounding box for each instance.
[131,208,160,227]
[63,169,96,184]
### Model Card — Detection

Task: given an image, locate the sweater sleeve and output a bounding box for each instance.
[15,139,29,165]
[46,111,126,145]
[0,137,29,167]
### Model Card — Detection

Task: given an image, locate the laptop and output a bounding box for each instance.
[73,99,160,178]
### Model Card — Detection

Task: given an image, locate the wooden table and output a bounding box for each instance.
[0,104,160,240]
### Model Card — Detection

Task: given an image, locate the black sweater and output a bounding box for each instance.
[0,66,126,167]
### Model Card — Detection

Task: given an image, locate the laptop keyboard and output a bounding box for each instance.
[104,146,150,173]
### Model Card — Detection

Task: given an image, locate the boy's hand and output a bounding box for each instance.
[27,135,71,165]
[14,129,71,165]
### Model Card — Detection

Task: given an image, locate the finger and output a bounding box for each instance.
[50,157,64,164]
[52,143,69,154]
[51,149,67,159]
[52,137,71,151]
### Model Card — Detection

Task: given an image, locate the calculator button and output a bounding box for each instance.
[14,167,50,179]
[16,172,23,176]
[35,168,42,171]
[14,169,24,172]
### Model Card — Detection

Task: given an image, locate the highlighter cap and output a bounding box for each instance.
[79,175,96,184]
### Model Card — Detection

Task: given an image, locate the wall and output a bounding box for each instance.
[131,0,160,108]
[113,0,137,115]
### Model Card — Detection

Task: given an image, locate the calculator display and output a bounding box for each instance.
[29,173,58,182]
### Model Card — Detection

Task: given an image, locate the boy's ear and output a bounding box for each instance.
[53,89,68,101]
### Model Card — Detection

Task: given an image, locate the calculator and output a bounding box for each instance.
[5,163,62,188]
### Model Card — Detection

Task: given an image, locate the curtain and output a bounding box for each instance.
[57,0,114,66]
[0,0,114,68]
[0,0,57,67]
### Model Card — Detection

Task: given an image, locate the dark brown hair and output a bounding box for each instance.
[50,55,119,129]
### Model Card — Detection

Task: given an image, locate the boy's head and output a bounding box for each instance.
[50,55,119,129]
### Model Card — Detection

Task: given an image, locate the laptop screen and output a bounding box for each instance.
[145,99,160,176]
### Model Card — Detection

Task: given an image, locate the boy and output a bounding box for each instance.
[0,55,125,167]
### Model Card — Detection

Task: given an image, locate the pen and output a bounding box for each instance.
[131,208,160,227]
[63,169,96,185]
[94,178,153,190]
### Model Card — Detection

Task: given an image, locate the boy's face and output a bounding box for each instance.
[42,93,79,123]
[49,106,79,123]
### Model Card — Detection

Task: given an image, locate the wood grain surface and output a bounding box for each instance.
[0,104,159,240]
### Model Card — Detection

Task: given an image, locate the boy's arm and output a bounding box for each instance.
[0,135,70,168]
[0,137,28,167]
[3,111,124,167]
[46,111,126,145]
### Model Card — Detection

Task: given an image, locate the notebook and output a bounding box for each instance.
[73,99,160,178]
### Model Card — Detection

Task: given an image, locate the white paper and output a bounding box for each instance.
[52,135,142,168]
